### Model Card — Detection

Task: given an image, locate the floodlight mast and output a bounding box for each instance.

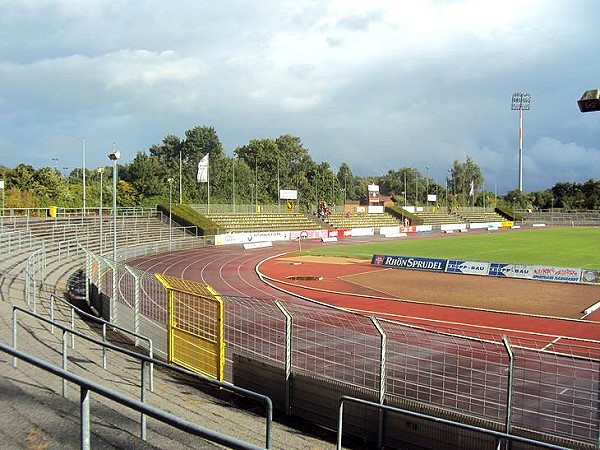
[511,92,531,192]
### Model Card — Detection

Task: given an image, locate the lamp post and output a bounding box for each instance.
[511,92,531,192]
[446,169,452,212]
[97,168,104,254]
[167,178,174,250]
[179,149,182,204]
[107,147,121,262]
[426,166,430,210]
[0,180,4,224]
[82,139,86,217]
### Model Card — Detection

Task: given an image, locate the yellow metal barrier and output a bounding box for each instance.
[154,274,225,381]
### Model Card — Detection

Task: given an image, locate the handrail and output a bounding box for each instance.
[12,305,273,449]
[0,342,265,450]
[336,396,570,450]
[49,293,154,391]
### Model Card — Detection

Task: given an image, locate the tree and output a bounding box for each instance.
[128,152,171,200]
[149,134,182,161]
[337,162,355,203]
[182,126,226,203]
[450,157,484,207]
[581,179,600,209]
[7,164,36,192]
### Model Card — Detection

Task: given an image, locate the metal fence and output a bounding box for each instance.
[8,214,600,449]
[76,242,600,448]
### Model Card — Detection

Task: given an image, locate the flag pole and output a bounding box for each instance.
[207,155,210,214]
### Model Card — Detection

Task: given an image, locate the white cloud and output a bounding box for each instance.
[0,0,598,193]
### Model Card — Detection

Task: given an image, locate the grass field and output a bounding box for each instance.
[302,227,600,269]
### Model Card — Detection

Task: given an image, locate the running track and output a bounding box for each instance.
[128,238,600,355]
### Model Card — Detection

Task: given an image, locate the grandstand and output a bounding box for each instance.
[2,212,195,256]
[456,210,506,224]
[414,208,506,226]
[415,210,459,226]
[202,211,324,233]
[520,209,600,226]
[322,212,400,228]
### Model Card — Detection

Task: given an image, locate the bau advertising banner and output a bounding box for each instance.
[488,263,532,279]
[446,260,490,276]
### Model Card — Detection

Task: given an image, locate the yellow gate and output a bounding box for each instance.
[154,273,225,381]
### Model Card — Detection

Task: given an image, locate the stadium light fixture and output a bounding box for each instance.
[510,92,531,192]
[577,88,600,113]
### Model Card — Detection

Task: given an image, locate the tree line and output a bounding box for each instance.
[1,125,599,212]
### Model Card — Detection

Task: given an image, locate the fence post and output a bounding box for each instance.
[371,317,387,448]
[108,259,118,324]
[62,329,68,396]
[12,308,18,368]
[502,335,514,449]
[275,300,293,415]
[80,386,91,450]
[124,266,141,345]
[140,360,147,440]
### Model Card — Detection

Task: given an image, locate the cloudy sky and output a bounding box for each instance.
[1,0,599,195]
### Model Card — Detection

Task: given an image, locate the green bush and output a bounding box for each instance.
[157,204,220,236]
[385,204,423,225]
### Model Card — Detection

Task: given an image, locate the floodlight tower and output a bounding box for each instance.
[511,92,531,192]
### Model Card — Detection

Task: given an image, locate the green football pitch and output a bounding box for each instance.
[301,227,600,269]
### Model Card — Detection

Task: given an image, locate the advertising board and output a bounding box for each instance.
[530,266,581,283]
[351,227,375,237]
[446,260,490,276]
[488,263,533,279]
[581,270,600,284]
[215,231,290,246]
[371,254,447,272]
[279,189,297,200]
[289,229,329,240]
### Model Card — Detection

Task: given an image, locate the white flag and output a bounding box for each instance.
[197,154,209,183]
[469,180,474,197]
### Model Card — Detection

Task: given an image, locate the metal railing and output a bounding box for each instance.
[49,293,154,390]
[0,342,267,450]
[336,395,571,450]
[11,306,274,449]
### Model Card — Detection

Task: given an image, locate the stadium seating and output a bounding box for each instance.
[204,212,324,233]
[323,212,400,228]
[415,210,460,225]
[456,211,506,223]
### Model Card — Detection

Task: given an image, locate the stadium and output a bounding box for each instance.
[1,204,599,449]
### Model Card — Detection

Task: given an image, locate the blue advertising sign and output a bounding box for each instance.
[371,254,447,272]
